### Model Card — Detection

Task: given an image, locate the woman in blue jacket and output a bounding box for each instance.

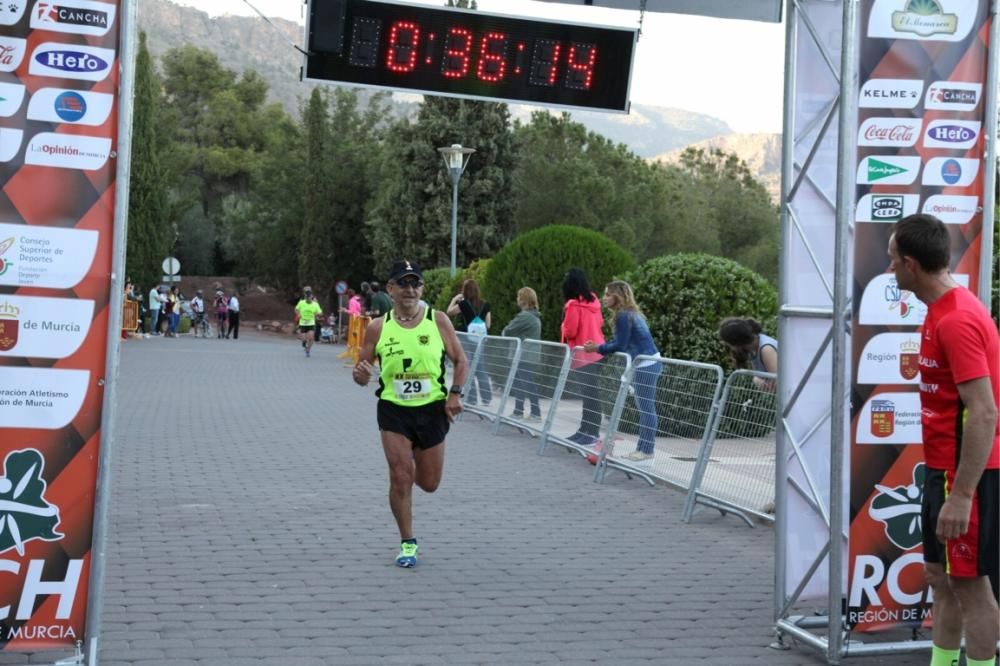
[584,281,662,461]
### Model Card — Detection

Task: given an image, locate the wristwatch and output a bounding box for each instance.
[449,385,464,396]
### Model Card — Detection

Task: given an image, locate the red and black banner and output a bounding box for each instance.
[0,0,123,651]
[848,0,991,633]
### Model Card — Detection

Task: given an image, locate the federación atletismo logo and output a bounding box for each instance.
[0,449,63,556]
[869,462,924,550]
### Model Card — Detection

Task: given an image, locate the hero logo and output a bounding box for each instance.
[859,79,922,109]
[30,0,116,36]
[0,36,27,73]
[858,118,921,147]
[29,42,114,82]
[925,81,981,111]
[923,120,980,150]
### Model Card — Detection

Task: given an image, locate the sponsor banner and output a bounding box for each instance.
[24,132,112,171]
[858,273,969,326]
[867,0,978,42]
[0,36,27,73]
[856,193,920,223]
[27,88,115,125]
[29,42,115,82]
[857,332,922,385]
[0,0,28,24]
[0,295,94,358]
[924,80,982,111]
[0,128,23,162]
[920,157,979,186]
[29,0,117,36]
[858,78,923,108]
[0,367,89,429]
[0,223,99,289]
[921,195,978,225]
[857,391,922,444]
[923,119,980,150]
[858,117,921,147]
[856,155,920,185]
[0,82,26,117]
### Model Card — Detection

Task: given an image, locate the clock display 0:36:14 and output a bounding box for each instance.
[349,18,599,91]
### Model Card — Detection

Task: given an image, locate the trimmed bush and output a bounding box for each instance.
[421,267,451,314]
[482,225,636,342]
[621,253,777,369]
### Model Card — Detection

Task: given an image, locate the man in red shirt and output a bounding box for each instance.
[888,214,999,666]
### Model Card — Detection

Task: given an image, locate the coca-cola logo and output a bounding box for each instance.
[0,45,15,66]
[864,125,915,142]
[858,118,921,147]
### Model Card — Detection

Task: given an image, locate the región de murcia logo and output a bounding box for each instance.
[0,449,63,556]
[869,463,925,550]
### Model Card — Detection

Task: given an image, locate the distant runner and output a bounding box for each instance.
[295,286,323,358]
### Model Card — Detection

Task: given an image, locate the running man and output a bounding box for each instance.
[295,286,322,358]
[888,214,999,666]
[351,260,467,568]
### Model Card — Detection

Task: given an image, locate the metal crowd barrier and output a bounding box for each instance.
[494,339,571,438]
[464,334,521,423]
[682,369,778,527]
[538,348,631,459]
[593,357,726,491]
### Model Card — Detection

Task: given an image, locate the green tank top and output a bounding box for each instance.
[376,307,447,406]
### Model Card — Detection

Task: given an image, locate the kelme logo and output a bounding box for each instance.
[0,449,63,556]
[869,463,924,550]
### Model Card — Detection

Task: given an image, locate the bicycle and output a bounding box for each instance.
[191,312,210,338]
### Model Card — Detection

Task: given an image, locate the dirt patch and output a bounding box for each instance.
[167,276,294,323]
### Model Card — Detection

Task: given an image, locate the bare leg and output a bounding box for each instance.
[927,563,964,651]
[382,431,416,540]
[950,575,999,661]
[413,442,445,493]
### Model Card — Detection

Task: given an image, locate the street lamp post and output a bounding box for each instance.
[437,143,476,277]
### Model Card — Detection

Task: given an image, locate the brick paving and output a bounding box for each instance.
[1,332,929,665]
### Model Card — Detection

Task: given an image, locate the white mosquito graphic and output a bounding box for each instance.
[0,461,59,556]
[870,482,922,540]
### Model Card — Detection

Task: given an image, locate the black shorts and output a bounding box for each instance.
[377,399,450,450]
[299,325,315,333]
[922,467,998,596]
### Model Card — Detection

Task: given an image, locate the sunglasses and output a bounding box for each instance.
[395,278,424,289]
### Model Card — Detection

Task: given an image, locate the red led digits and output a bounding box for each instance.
[528,39,561,87]
[441,27,473,78]
[564,43,596,90]
[476,32,509,83]
[386,21,420,73]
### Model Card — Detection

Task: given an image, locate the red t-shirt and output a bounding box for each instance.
[918,286,1000,470]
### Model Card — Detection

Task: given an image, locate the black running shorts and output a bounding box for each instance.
[922,467,998,599]
[377,399,449,450]
[298,325,315,334]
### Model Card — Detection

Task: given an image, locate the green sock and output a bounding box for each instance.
[929,645,959,666]
[966,657,998,666]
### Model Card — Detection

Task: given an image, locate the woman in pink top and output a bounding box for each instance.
[342,288,363,317]
[560,268,606,446]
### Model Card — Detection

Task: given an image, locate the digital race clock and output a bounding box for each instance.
[304,0,637,112]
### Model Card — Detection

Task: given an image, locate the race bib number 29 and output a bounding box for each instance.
[394,373,432,400]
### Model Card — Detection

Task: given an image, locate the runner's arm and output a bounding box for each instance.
[436,310,467,421]
[937,376,998,541]
[352,318,383,386]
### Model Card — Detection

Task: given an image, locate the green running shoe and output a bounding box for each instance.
[396,540,418,568]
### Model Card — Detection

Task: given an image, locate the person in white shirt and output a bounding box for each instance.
[227,291,240,340]
[190,290,206,337]
[148,285,162,335]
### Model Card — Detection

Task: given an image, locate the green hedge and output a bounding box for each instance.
[482,225,636,342]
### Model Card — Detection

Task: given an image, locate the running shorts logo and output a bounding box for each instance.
[921,195,978,224]
[922,119,980,149]
[29,42,114,81]
[925,81,981,111]
[0,36,27,73]
[24,132,112,171]
[867,0,977,42]
[30,0,116,36]
[27,87,114,125]
[921,157,978,186]
[0,82,26,117]
[859,78,922,109]
[0,128,24,162]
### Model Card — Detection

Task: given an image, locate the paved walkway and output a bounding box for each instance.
[2,333,927,665]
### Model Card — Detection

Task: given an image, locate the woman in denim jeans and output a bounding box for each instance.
[584,281,662,462]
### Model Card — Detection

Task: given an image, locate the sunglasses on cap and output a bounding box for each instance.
[395,277,424,289]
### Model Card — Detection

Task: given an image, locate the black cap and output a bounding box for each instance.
[388,259,423,282]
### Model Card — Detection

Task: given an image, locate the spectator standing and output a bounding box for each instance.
[164,286,180,337]
[502,287,542,421]
[360,281,373,313]
[560,268,605,446]
[447,279,492,406]
[190,290,206,337]
[213,290,228,339]
[227,291,240,340]
[888,214,999,666]
[369,281,392,317]
[148,284,162,335]
[584,281,662,461]
[342,289,363,317]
